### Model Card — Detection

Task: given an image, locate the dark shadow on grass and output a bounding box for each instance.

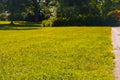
[15,21,41,25]
[0,24,41,30]
[53,25,112,27]
[112,26,120,27]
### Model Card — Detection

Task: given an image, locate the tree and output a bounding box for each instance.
[0,0,5,13]
[6,0,29,24]
[32,0,40,22]
[56,0,100,18]
[0,0,52,22]
[7,0,15,24]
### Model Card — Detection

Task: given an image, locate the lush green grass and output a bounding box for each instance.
[0,24,114,79]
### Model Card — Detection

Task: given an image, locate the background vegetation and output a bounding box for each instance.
[0,0,120,26]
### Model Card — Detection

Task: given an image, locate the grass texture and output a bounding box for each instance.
[0,25,114,79]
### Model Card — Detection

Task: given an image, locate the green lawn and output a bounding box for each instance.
[0,24,114,79]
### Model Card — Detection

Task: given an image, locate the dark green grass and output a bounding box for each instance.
[0,24,114,80]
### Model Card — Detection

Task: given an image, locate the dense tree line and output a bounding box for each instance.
[0,0,51,24]
[0,0,120,25]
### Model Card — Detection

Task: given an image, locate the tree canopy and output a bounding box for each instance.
[0,0,120,25]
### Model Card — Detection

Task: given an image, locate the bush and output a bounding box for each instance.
[106,10,120,26]
[41,19,55,27]
[53,15,106,26]
[0,13,8,21]
[80,15,106,26]
[53,18,71,26]
[41,14,111,26]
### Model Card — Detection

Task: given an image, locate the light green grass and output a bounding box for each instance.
[0,25,114,79]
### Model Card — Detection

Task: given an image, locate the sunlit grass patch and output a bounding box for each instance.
[0,26,114,80]
[0,21,10,24]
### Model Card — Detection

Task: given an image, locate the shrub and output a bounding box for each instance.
[53,18,71,26]
[80,15,106,26]
[41,15,109,26]
[41,19,55,27]
[53,15,106,26]
[106,10,120,26]
[0,13,8,21]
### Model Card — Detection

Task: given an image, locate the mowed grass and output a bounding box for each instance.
[0,25,114,79]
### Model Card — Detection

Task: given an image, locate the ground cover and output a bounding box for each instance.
[0,23,114,80]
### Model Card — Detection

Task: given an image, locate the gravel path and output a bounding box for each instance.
[112,27,120,80]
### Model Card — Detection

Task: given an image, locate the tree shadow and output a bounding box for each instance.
[53,25,112,27]
[15,21,41,25]
[0,24,41,30]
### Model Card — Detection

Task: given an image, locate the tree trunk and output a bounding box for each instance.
[10,20,14,25]
[33,0,39,22]
[10,9,14,25]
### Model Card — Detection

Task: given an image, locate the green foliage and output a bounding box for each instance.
[102,0,120,15]
[57,0,100,18]
[0,13,8,21]
[55,0,108,26]
[79,15,106,26]
[53,15,107,26]
[53,18,70,26]
[0,25,114,79]
[41,19,55,27]
[106,10,120,26]
[0,0,52,22]
[1,0,120,25]
[0,1,5,13]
